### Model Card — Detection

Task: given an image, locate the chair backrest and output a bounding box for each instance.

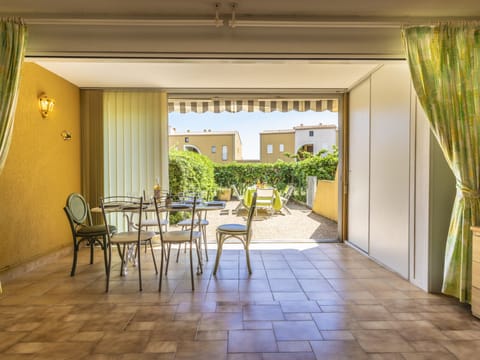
[101,196,145,241]
[256,188,274,204]
[283,185,295,202]
[154,194,197,242]
[231,184,242,199]
[65,193,91,227]
[246,192,257,242]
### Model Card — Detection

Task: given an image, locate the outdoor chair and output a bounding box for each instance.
[154,195,203,291]
[231,184,246,213]
[64,193,116,277]
[279,185,295,214]
[214,193,257,275]
[100,196,158,292]
[255,187,275,216]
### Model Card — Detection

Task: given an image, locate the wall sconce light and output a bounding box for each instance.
[61,130,72,141]
[38,93,55,118]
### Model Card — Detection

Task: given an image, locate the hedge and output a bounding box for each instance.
[213,147,338,201]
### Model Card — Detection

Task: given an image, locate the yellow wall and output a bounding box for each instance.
[312,170,338,222]
[169,133,241,162]
[260,132,295,163]
[0,63,80,273]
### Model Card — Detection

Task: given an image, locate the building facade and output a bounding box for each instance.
[259,129,295,163]
[169,130,242,163]
[260,124,337,163]
[294,124,337,156]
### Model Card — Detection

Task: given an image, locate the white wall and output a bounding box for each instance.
[295,128,337,154]
[347,79,371,253]
[348,62,456,288]
[369,64,412,278]
[348,62,412,279]
[412,97,455,291]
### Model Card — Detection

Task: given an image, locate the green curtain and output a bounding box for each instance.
[402,22,480,302]
[0,18,27,174]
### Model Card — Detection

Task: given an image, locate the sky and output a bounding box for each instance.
[169,110,338,160]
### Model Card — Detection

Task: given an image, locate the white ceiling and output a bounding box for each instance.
[32,59,383,91]
[11,0,480,91]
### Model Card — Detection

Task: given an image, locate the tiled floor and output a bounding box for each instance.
[1,241,480,359]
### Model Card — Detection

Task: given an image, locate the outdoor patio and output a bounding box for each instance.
[203,200,338,243]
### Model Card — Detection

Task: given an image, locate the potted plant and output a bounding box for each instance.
[216,187,232,201]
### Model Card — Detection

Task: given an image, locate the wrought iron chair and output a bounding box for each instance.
[214,193,257,275]
[64,193,116,277]
[154,195,203,291]
[100,196,157,292]
[177,191,210,261]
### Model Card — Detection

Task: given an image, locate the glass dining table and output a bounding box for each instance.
[92,198,226,274]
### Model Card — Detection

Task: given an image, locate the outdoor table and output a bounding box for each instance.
[243,186,282,212]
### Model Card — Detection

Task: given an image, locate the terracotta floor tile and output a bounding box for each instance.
[243,305,284,321]
[310,340,368,359]
[276,340,311,352]
[2,243,480,360]
[280,301,321,313]
[228,329,277,352]
[272,321,322,341]
[261,353,316,360]
[352,329,415,353]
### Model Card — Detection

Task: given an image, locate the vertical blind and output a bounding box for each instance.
[103,91,164,199]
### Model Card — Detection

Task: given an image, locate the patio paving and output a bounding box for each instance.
[203,200,338,243]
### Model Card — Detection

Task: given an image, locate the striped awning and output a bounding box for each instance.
[168,98,338,113]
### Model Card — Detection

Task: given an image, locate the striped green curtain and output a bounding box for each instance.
[402,22,480,302]
[0,18,27,173]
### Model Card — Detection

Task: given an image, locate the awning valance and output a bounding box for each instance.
[168,98,338,113]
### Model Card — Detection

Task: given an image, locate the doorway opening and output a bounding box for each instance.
[168,106,341,243]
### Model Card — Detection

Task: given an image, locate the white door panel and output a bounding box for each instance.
[348,79,371,252]
[369,63,411,278]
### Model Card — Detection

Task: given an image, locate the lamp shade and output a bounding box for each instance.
[39,94,55,118]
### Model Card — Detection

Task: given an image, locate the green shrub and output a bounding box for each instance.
[293,147,338,201]
[168,150,216,223]
[169,150,216,196]
[213,146,338,202]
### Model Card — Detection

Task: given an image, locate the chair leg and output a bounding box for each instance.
[102,236,108,276]
[148,240,158,274]
[213,233,224,275]
[176,243,181,263]
[195,239,203,275]
[137,244,142,292]
[165,243,172,275]
[189,241,194,291]
[70,241,79,277]
[245,240,252,275]
[202,225,209,261]
[159,243,165,292]
[106,242,112,292]
[118,244,125,276]
[89,239,95,264]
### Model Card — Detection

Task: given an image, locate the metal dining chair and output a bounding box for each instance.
[64,193,116,277]
[214,193,257,275]
[100,196,157,292]
[154,195,203,292]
